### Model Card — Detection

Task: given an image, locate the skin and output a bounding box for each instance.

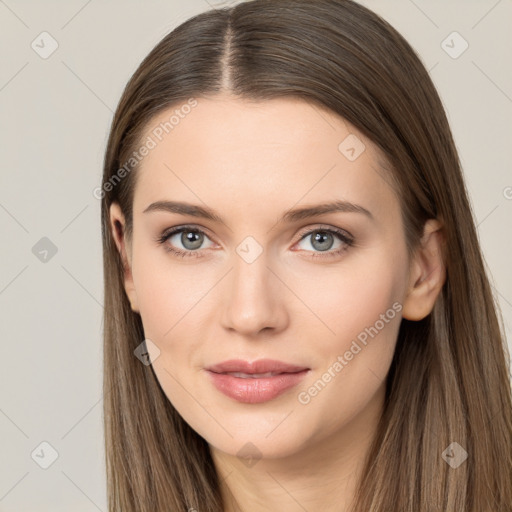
[110,94,445,512]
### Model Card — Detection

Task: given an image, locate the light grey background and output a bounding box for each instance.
[0,0,511,510]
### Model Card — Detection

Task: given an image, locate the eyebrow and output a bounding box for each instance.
[142,199,373,224]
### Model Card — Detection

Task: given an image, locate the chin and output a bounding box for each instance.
[200,418,315,461]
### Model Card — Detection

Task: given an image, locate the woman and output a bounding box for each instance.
[100,0,512,510]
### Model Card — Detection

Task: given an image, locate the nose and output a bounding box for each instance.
[220,251,289,337]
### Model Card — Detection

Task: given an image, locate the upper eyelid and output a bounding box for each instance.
[297,224,353,239]
[162,224,216,242]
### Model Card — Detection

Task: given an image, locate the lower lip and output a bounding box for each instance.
[205,370,309,404]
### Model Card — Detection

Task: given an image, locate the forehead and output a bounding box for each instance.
[132,95,399,225]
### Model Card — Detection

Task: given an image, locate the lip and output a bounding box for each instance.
[206,358,309,374]
[205,359,310,404]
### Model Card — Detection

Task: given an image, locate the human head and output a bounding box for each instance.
[101,1,512,511]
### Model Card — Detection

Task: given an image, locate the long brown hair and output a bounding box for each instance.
[100,1,512,510]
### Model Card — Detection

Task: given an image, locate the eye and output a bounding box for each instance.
[156,224,354,260]
[294,226,354,258]
[156,226,215,258]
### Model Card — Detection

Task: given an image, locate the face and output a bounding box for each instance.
[110,94,437,462]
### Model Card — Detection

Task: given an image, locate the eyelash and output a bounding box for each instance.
[155,224,355,260]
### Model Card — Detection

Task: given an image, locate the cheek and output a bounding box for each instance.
[131,244,218,341]
[288,248,407,348]
[291,248,406,425]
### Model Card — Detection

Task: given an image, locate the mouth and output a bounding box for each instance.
[204,359,310,404]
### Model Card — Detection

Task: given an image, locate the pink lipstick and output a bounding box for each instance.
[205,359,310,404]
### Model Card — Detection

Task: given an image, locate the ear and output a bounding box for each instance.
[402,219,446,321]
[109,202,139,313]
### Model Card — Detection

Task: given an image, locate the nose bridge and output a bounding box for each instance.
[221,243,286,335]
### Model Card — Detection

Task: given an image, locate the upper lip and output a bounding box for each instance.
[206,359,309,374]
